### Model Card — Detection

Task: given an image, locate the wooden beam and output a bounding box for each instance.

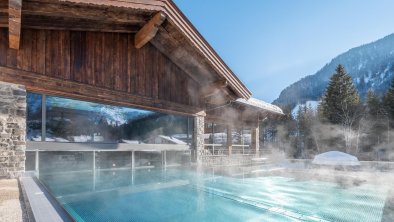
[0,66,205,116]
[135,12,165,49]
[22,15,141,33]
[0,0,7,27]
[8,0,22,49]
[22,1,148,24]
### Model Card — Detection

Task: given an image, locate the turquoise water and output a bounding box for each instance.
[39,168,389,222]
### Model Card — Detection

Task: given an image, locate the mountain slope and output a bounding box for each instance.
[274,34,394,107]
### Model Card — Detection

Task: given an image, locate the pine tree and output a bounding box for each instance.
[363,89,386,152]
[383,77,394,122]
[294,105,317,158]
[319,64,361,125]
[319,64,362,152]
[366,89,382,118]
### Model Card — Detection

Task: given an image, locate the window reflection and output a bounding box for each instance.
[204,122,228,155]
[27,93,42,141]
[232,127,252,154]
[27,93,192,144]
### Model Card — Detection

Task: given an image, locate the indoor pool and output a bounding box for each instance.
[38,168,390,222]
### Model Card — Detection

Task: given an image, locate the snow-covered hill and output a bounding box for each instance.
[274,33,394,108]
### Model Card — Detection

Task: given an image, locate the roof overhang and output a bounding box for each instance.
[235,98,284,116]
[0,0,252,100]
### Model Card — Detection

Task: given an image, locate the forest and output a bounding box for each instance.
[262,64,394,161]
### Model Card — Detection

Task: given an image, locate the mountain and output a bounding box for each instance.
[274,33,394,108]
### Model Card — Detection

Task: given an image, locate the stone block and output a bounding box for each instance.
[0,81,26,179]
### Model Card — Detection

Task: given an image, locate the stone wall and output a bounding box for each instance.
[192,115,204,164]
[0,81,26,178]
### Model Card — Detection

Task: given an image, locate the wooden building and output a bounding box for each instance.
[0,0,282,178]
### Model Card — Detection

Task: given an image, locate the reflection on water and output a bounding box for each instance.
[39,166,390,222]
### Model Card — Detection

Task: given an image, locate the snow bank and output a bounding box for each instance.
[312,151,360,166]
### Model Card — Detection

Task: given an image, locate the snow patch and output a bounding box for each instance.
[312,151,360,166]
[291,100,319,117]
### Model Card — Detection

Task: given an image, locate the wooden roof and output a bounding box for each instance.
[0,0,252,100]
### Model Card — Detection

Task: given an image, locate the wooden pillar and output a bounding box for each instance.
[8,0,22,49]
[251,126,259,155]
[193,115,205,164]
[227,126,232,156]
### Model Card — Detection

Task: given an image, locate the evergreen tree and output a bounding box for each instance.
[319,64,361,125]
[383,77,394,122]
[294,105,317,158]
[362,89,386,152]
[319,64,362,152]
[366,89,383,118]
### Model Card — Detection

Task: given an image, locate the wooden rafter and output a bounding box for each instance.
[8,0,22,49]
[135,12,166,49]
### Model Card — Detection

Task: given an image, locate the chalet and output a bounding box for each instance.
[0,0,282,178]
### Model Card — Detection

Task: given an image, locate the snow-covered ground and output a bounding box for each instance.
[291,100,319,117]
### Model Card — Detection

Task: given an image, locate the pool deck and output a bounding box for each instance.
[19,176,73,222]
[382,189,394,222]
[0,179,26,222]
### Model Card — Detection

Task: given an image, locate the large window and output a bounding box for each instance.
[232,127,252,154]
[204,122,228,155]
[27,93,193,145]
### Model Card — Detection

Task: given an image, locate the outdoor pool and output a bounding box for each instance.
[38,168,390,222]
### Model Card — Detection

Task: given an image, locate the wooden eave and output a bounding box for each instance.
[0,0,252,100]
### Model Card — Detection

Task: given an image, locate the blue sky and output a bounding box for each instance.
[173,0,394,102]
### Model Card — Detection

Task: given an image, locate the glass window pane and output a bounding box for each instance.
[45,95,190,144]
[242,128,252,145]
[27,93,42,141]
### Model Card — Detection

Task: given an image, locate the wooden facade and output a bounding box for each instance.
[0,28,205,115]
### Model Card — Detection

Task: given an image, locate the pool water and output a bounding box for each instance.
[39,168,389,222]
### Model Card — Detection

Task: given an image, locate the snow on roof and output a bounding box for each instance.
[312,151,360,166]
[235,98,284,115]
[159,135,187,145]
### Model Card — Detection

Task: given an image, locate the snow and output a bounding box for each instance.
[54,137,69,142]
[235,98,283,115]
[291,100,319,117]
[358,63,363,70]
[122,139,141,144]
[158,135,187,145]
[73,135,92,142]
[172,134,188,139]
[312,151,360,166]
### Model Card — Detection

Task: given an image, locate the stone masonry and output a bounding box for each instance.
[193,115,204,164]
[0,81,26,179]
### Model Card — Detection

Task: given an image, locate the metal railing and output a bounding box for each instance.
[202,144,255,156]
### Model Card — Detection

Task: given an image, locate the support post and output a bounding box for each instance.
[162,150,167,170]
[193,115,205,164]
[131,151,135,185]
[41,94,46,141]
[227,126,232,156]
[131,151,135,170]
[251,126,259,155]
[35,150,39,177]
[92,151,96,191]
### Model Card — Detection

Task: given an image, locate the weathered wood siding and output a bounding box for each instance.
[0,28,201,109]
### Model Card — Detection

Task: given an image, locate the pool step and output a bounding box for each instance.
[192,186,331,222]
